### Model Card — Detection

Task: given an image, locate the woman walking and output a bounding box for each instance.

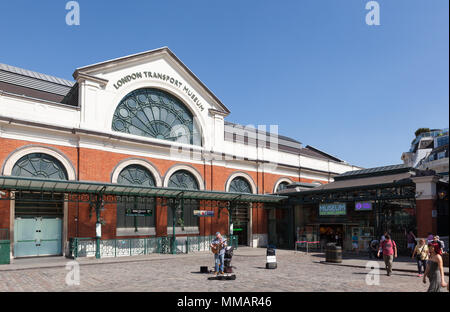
[423,243,447,292]
[412,239,428,277]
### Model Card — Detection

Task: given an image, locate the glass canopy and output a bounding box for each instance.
[0,176,287,203]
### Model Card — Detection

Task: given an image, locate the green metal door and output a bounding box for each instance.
[14,218,38,257]
[39,218,62,256]
[14,217,62,257]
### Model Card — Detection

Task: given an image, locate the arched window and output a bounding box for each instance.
[112,88,202,146]
[167,170,199,232]
[117,164,155,187]
[229,177,252,194]
[167,170,199,190]
[11,153,67,224]
[276,181,290,192]
[116,165,156,233]
[11,153,68,180]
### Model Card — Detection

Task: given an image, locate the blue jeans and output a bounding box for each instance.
[417,259,427,275]
[215,253,224,272]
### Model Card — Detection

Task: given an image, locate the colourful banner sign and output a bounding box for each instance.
[319,203,346,216]
[193,210,214,217]
[355,202,372,211]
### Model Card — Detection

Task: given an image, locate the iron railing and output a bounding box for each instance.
[69,235,238,259]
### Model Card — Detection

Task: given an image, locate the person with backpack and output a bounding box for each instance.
[368,238,379,259]
[430,235,444,255]
[412,239,429,277]
[377,234,397,276]
[435,235,445,252]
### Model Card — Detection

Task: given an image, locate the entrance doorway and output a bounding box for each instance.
[232,203,249,246]
[319,224,344,248]
[14,217,62,257]
[14,193,63,257]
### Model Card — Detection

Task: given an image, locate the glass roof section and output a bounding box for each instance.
[0,176,287,203]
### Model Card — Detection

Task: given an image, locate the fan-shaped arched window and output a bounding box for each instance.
[167,170,199,232]
[229,177,252,193]
[11,153,68,180]
[276,181,290,192]
[117,164,155,187]
[116,165,155,233]
[167,170,199,190]
[112,88,202,146]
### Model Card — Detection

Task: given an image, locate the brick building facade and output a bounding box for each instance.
[0,48,359,260]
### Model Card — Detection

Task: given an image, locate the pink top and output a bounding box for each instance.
[380,240,396,256]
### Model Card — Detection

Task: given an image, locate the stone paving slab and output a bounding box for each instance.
[1,248,448,292]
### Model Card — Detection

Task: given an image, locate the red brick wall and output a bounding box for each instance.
[0,137,328,240]
[416,199,437,237]
[0,197,10,230]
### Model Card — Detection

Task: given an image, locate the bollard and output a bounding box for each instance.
[266,245,277,269]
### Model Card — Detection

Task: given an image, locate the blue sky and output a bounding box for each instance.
[0,0,448,168]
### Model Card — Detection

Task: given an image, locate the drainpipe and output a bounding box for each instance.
[172,201,176,254]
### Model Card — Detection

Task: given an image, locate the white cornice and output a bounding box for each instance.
[74,72,109,87]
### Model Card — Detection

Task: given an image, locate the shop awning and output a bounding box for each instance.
[0,176,287,203]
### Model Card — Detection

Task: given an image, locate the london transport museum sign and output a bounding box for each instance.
[113,71,205,111]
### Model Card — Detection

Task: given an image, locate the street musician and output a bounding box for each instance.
[210,232,227,275]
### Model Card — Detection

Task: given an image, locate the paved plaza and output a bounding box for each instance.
[0,248,448,292]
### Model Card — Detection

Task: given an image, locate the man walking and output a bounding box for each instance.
[210,232,227,275]
[377,234,397,276]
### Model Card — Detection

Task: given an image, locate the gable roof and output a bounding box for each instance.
[73,47,230,115]
[304,145,344,163]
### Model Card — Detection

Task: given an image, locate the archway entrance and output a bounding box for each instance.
[232,203,249,246]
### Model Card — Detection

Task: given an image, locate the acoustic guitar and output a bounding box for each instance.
[211,239,227,254]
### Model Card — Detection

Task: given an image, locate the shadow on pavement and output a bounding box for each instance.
[351,272,415,277]
[307,252,417,264]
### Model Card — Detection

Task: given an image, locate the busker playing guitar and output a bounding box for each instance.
[210,232,227,275]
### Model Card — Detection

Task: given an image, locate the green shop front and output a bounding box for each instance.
[280,165,420,255]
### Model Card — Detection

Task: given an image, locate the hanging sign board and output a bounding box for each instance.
[193,210,214,217]
[319,203,347,216]
[355,202,373,211]
[126,208,153,217]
